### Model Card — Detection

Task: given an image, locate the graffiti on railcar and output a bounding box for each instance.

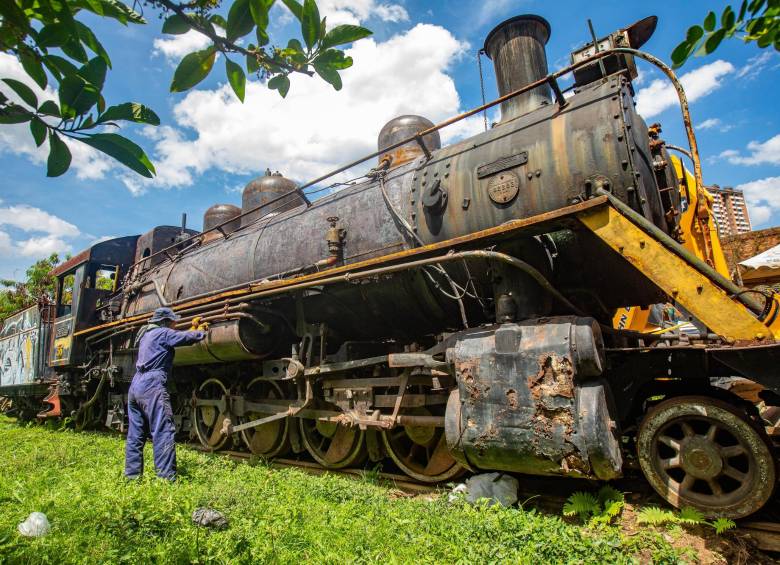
[0,306,42,387]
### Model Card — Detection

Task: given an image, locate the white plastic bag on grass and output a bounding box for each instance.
[460,472,519,507]
[18,512,50,537]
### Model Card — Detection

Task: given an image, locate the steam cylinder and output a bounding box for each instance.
[484,15,552,121]
[242,170,304,226]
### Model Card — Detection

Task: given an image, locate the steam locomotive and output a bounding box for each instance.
[3,14,780,520]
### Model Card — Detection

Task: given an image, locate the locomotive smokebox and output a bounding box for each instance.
[484,15,551,122]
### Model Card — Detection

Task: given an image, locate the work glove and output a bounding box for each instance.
[190,317,210,332]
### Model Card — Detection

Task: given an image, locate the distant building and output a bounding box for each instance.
[708,185,751,237]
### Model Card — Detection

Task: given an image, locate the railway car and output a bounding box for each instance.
[2,14,780,520]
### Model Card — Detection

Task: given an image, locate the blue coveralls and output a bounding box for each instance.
[124,325,205,480]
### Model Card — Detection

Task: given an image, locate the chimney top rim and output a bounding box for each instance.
[483,14,551,57]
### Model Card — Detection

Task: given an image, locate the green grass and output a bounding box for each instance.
[0,416,686,564]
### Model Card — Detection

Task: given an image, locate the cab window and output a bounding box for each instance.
[58,274,74,317]
[94,265,118,292]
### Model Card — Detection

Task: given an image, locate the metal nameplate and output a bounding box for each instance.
[55,319,72,338]
[477,152,528,179]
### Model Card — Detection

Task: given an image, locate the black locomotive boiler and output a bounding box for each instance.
[5,14,780,520]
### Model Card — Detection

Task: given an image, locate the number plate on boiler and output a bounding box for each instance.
[487,171,520,204]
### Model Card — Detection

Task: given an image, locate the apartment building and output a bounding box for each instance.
[708,185,752,237]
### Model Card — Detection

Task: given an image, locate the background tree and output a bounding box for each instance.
[0,253,62,320]
[672,0,780,68]
[0,0,371,178]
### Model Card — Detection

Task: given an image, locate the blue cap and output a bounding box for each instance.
[149,307,180,323]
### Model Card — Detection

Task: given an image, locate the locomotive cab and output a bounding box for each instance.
[49,236,139,367]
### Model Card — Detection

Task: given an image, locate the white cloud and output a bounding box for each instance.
[126,23,471,194]
[472,0,516,28]
[153,29,216,63]
[736,176,780,227]
[0,205,79,257]
[15,235,73,257]
[310,0,408,26]
[697,117,733,133]
[736,52,777,80]
[635,60,734,118]
[0,205,79,237]
[720,134,780,166]
[0,53,116,180]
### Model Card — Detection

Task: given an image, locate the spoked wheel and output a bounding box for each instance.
[239,378,290,458]
[382,407,463,483]
[193,378,231,451]
[638,395,776,519]
[300,416,367,469]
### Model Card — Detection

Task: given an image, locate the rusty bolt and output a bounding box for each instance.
[618,246,625,254]
[696,285,703,294]
[671,287,679,295]
[535,169,541,177]
[639,240,646,249]
[527,172,533,180]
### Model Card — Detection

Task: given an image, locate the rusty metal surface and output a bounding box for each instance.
[483,15,551,121]
[445,317,622,480]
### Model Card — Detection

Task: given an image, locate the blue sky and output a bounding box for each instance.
[1,0,779,281]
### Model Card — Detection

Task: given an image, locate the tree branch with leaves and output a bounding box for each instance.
[0,0,371,178]
[672,0,779,68]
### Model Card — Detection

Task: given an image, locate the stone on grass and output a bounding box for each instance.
[450,473,519,507]
[192,507,228,530]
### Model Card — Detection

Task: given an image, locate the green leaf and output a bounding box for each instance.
[722,5,736,29]
[636,506,677,526]
[19,51,47,90]
[267,74,290,97]
[757,28,776,47]
[2,79,38,108]
[42,55,79,81]
[78,57,108,91]
[30,118,48,147]
[38,100,61,117]
[78,133,155,177]
[249,0,270,29]
[280,0,303,21]
[704,28,727,53]
[61,38,89,64]
[321,24,372,49]
[314,49,353,70]
[47,133,72,177]
[96,0,146,25]
[738,0,749,21]
[0,106,32,124]
[209,14,228,29]
[749,0,766,15]
[301,0,321,50]
[170,48,217,92]
[58,75,100,117]
[83,0,105,16]
[162,14,191,35]
[37,23,71,48]
[227,0,255,42]
[225,59,246,102]
[712,517,736,534]
[703,11,716,31]
[97,102,160,125]
[686,25,705,43]
[562,492,598,518]
[246,49,260,73]
[671,40,694,67]
[677,506,705,524]
[75,21,112,67]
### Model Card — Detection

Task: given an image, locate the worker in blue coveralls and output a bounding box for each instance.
[124,307,207,481]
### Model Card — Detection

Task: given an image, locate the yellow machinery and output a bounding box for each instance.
[612,154,736,334]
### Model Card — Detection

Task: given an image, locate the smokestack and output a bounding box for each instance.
[483,15,551,122]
